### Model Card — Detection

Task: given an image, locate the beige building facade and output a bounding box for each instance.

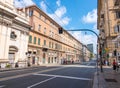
[98,0,120,63]
[0,0,31,68]
[0,1,91,68]
[25,5,91,66]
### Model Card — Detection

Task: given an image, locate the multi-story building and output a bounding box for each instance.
[87,44,93,53]
[82,45,91,62]
[97,0,120,63]
[0,0,31,68]
[25,5,90,65]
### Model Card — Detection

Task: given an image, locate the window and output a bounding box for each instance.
[29,35,32,43]
[114,0,120,6]
[101,14,104,18]
[39,13,41,18]
[29,10,33,16]
[44,18,46,22]
[49,42,51,48]
[38,24,41,31]
[114,25,120,33]
[116,11,120,19]
[115,42,118,48]
[44,27,46,34]
[34,37,36,44]
[55,43,57,49]
[44,40,46,45]
[52,42,54,48]
[38,38,40,45]
[52,32,54,37]
[49,30,51,37]
[10,31,17,39]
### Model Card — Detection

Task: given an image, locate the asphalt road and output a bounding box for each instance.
[0,61,96,88]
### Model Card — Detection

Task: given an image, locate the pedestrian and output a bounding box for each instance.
[105,60,108,66]
[112,60,117,72]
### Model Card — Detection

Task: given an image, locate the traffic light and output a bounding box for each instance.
[99,49,102,56]
[114,49,117,56]
[58,27,63,34]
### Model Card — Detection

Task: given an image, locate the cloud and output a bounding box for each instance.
[55,6,66,18]
[92,23,99,35]
[82,9,97,24]
[69,25,98,54]
[40,1,47,12]
[40,0,70,26]
[14,0,35,8]
[70,31,97,53]
[78,8,98,53]
[56,0,61,7]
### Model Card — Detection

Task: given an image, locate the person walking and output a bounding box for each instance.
[112,60,117,72]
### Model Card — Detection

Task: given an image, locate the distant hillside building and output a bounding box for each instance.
[87,44,93,53]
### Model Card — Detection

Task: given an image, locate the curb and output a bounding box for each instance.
[93,72,99,88]
[0,66,41,72]
[93,71,107,88]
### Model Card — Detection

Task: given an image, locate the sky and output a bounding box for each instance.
[14,0,98,53]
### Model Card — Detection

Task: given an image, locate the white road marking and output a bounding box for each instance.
[62,65,95,68]
[0,67,64,82]
[27,77,56,88]
[33,73,92,81]
[86,63,91,66]
[0,85,5,88]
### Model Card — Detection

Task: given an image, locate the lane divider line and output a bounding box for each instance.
[0,85,5,88]
[27,77,56,88]
[33,73,92,81]
[0,67,64,82]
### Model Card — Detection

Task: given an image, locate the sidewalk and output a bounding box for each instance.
[0,65,42,72]
[0,63,81,72]
[93,66,120,88]
[0,64,64,72]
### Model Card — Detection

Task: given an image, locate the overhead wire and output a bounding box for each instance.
[42,0,67,29]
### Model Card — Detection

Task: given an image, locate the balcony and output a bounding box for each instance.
[42,45,48,52]
[114,0,120,6]
[117,19,120,23]
[112,0,120,10]
[110,33,118,37]
[42,45,49,49]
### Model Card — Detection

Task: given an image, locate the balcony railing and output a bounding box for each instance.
[114,0,120,6]
[42,45,49,48]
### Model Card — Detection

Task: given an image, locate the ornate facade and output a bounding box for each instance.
[98,0,120,63]
[0,0,31,68]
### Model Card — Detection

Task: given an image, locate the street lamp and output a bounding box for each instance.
[99,36,104,72]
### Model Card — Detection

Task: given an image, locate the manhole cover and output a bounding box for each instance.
[105,79,117,82]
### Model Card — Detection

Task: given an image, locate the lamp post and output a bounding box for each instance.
[99,37,104,72]
[65,29,103,72]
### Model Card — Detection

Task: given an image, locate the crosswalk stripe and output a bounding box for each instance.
[33,73,92,81]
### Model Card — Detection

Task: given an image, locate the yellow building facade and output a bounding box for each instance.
[98,0,120,63]
[25,5,91,65]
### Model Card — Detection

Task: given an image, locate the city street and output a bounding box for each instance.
[0,61,96,88]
